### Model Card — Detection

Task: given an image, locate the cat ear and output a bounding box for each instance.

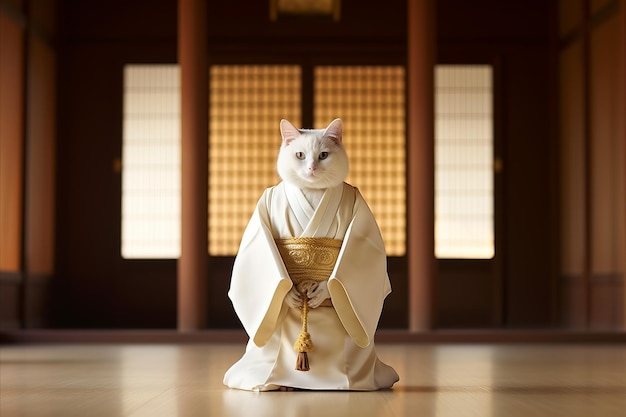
[323,118,343,145]
[280,119,300,146]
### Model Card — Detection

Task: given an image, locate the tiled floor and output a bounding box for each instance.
[1,343,625,416]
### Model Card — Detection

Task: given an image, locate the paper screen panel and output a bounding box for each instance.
[121,65,181,259]
[435,65,494,259]
[209,65,301,255]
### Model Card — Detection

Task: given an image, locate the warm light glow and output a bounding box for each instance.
[122,65,181,259]
[121,64,406,259]
[270,0,340,20]
[435,65,494,259]
[209,65,301,255]
[278,0,334,14]
[315,66,406,256]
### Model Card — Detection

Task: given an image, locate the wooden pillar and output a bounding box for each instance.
[178,0,208,331]
[621,0,626,330]
[407,0,436,331]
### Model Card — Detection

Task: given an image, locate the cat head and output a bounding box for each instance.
[277,118,349,190]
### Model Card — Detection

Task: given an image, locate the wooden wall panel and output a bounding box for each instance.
[591,0,615,13]
[560,274,587,328]
[590,273,624,329]
[503,48,553,327]
[558,0,625,330]
[558,40,587,328]
[0,8,25,331]
[590,13,621,274]
[559,42,586,278]
[590,12,624,329]
[26,36,56,276]
[23,34,57,328]
[0,14,24,273]
[0,275,21,329]
[559,0,584,37]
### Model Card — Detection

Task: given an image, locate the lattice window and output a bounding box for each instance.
[122,64,408,258]
[315,66,406,256]
[435,65,494,259]
[208,65,301,255]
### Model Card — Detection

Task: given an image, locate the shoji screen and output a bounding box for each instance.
[434,65,494,259]
[122,65,181,259]
[315,66,406,256]
[122,64,408,258]
[208,65,301,255]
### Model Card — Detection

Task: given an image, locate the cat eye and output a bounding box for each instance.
[295,152,305,160]
[319,152,329,160]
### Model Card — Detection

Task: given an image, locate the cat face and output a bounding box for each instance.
[277,118,349,190]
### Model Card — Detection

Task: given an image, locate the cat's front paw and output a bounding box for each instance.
[284,287,303,309]
[307,281,330,308]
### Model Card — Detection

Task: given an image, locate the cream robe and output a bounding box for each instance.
[223,182,399,391]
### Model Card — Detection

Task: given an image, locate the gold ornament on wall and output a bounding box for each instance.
[270,0,341,21]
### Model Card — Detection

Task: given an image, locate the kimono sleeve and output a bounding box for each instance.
[328,188,392,348]
[227,188,293,347]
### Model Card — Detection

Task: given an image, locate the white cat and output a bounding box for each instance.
[224,118,398,391]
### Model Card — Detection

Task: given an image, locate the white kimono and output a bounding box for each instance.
[223,182,399,391]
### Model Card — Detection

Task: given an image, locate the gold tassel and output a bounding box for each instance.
[295,351,309,371]
[294,296,313,371]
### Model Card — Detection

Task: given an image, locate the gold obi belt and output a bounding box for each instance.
[275,237,342,308]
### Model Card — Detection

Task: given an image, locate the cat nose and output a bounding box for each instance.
[309,165,317,172]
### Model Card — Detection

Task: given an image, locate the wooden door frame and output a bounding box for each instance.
[433,53,505,328]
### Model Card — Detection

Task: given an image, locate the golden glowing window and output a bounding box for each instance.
[209,66,301,255]
[315,66,406,256]
[122,64,407,259]
[435,65,494,259]
[122,65,181,259]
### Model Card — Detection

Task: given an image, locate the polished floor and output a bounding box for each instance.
[1,342,626,417]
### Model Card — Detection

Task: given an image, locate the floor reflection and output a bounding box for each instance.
[222,389,394,417]
[1,343,625,417]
